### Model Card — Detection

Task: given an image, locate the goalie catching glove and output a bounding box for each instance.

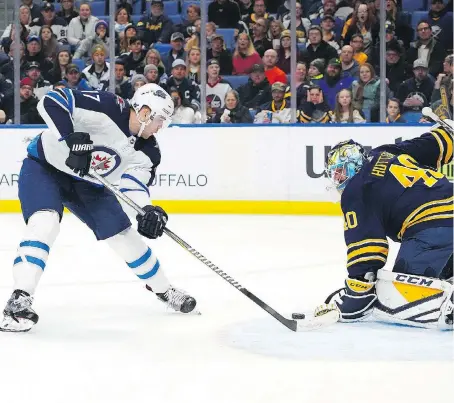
[325,273,377,322]
[63,132,94,177]
[137,205,168,239]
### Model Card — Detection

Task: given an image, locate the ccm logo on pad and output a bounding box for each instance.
[395,274,434,287]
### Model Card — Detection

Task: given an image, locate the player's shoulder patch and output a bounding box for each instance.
[115,95,127,113]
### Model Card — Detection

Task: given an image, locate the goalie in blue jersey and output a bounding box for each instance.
[322,118,453,330]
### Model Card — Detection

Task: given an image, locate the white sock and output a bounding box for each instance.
[13,211,60,295]
[106,227,170,293]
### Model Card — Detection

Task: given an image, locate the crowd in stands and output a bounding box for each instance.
[0,0,452,125]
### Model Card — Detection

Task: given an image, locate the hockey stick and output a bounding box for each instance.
[89,169,339,331]
[422,107,453,135]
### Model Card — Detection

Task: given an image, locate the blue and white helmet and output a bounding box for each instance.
[325,140,366,192]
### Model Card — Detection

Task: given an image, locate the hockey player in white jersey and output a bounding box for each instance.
[0,84,197,332]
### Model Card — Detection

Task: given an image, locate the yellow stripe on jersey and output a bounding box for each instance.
[346,255,387,269]
[398,196,454,239]
[430,131,444,170]
[347,246,388,261]
[347,238,389,250]
[407,213,454,231]
[432,128,453,167]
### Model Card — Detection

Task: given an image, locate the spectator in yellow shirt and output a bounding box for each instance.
[350,34,368,65]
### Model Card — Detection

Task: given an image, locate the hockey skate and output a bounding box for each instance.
[0,289,39,332]
[146,285,198,314]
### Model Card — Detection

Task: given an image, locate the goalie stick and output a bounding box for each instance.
[89,168,339,331]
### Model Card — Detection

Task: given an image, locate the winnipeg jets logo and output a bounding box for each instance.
[91,154,112,171]
[90,147,121,176]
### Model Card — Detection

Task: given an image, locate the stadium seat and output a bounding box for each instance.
[411,11,428,30]
[90,1,106,17]
[72,59,86,71]
[297,43,306,52]
[132,15,142,24]
[224,75,249,89]
[402,111,423,123]
[169,14,182,24]
[153,43,172,54]
[216,28,236,49]
[402,0,425,11]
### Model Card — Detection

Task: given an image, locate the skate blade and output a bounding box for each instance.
[295,310,340,332]
[0,316,34,333]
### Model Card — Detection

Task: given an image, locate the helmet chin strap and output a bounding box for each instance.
[136,111,152,138]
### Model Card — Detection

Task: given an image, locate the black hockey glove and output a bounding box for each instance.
[137,205,168,239]
[64,132,94,177]
[325,274,377,322]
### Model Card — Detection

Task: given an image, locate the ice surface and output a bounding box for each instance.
[0,214,452,403]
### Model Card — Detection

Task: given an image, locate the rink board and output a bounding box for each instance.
[0,124,442,214]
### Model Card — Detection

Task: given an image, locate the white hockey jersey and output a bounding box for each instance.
[31,88,160,210]
[206,78,232,118]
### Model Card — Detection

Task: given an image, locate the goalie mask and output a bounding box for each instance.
[130,83,174,137]
[325,140,366,192]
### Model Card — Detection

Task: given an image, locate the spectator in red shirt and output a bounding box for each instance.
[263,49,287,85]
[232,32,262,75]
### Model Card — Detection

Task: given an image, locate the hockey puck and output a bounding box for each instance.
[292,313,306,320]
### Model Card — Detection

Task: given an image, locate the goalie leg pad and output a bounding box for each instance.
[13,210,60,295]
[375,269,453,330]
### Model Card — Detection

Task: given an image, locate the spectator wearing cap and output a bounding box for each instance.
[370,21,405,72]
[232,32,262,75]
[67,2,98,49]
[254,81,291,123]
[47,47,72,84]
[29,2,68,44]
[386,98,406,123]
[317,58,355,109]
[432,54,453,103]
[319,15,340,54]
[350,34,368,66]
[382,43,408,96]
[282,2,310,43]
[263,49,287,85]
[130,74,148,98]
[114,59,131,99]
[208,0,242,29]
[144,64,162,85]
[0,41,27,83]
[136,0,174,46]
[310,0,344,39]
[397,59,434,113]
[163,59,201,112]
[298,85,334,124]
[19,77,44,124]
[25,35,52,74]
[117,36,147,76]
[74,19,110,61]
[206,59,232,119]
[277,30,304,74]
[207,34,233,76]
[169,86,202,124]
[81,44,110,91]
[163,32,187,75]
[237,63,272,109]
[428,0,453,53]
[57,0,79,25]
[308,58,325,83]
[305,26,338,66]
[22,0,42,21]
[210,89,253,123]
[407,20,446,78]
[251,17,272,58]
[340,45,360,79]
[24,60,51,100]
[61,63,92,90]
